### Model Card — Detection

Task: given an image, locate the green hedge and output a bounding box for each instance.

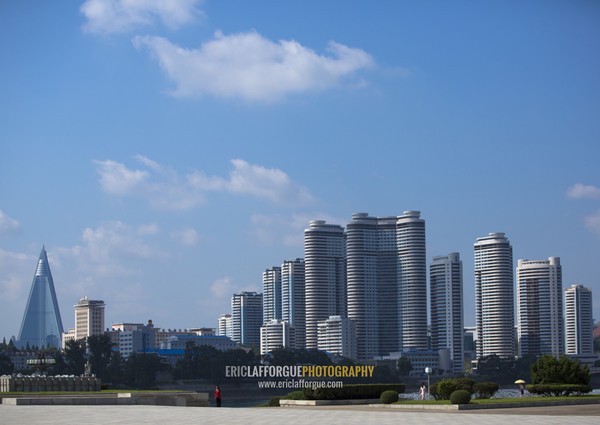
[430,378,475,400]
[430,378,499,400]
[473,381,499,399]
[526,384,592,396]
[268,396,281,406]
[282,390,308,400]
[303,383,405,400]
[450,389,471,404]
[380,390,399,404]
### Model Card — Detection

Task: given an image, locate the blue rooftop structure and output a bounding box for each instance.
[17,247,64,349]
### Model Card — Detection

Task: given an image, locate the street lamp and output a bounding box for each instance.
[425,367,432,399]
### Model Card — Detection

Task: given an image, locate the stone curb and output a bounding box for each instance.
[371,398,600,410]
[1,392,209,407]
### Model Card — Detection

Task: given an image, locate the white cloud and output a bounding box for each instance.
[209,276,259,299]
[189,159,314,205]
[209,276,235,299]
[95,156,315,209]
[81,0,202,34]
[132,30,375,102]
[0,248,32,302]
[171,227,199,246]
[75,221,167,277]
[250,212,346,247]
[94,157,205,210]
[584,209,600,237]
[94,159,149,195]
[134,154,164,173]
[0,209,20,234]
[137,223,160,236]
[566,183,600,199]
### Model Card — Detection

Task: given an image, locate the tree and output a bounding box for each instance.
[476,354,516,385]
[531,355,590,385]
[0,353,14,375]
[39,347,65,376]
[265,347,331,368]
[122,353,164,389]
[63,339,87,376]
[105,351,124,386]
[265,347,298,366]
[512,354,537,383]
[87,334,114,380]
[397,357,413,376]
[371,365,399,383]
[174,343,222,381]
[294,348,333,366]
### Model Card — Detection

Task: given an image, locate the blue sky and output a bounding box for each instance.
[1,0,599,341]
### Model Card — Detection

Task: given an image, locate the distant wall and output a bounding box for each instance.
[0,376,102,392]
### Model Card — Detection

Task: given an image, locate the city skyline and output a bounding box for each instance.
[1,1,599,341]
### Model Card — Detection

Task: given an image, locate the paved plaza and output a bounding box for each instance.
[1,403,600,425]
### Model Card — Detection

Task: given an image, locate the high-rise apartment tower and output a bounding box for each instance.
[474,233,514,358]
[430,252,464,372]
[231,291,263,347]
[564,284,593,355]
[281,258,306,348]
[262,266,282,322]
[346,211,427,360]
[516,257,563,357]
[74,296,105,340]
[304,220,346,349]
[217,313,233,338]
[396,211,428,350]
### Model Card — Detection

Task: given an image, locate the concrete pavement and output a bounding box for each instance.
[1,403,599,425]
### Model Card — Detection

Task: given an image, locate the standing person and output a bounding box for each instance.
[420,383,427,400]
[519,383,524,398]
[215,385,222,407]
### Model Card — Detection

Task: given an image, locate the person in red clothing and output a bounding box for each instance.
[214,385,222,407]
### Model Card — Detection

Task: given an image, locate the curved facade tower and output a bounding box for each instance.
[304,220,346,349]
[17,247,64,349]
[516,257,563,357]
[474,233,514,358]
[397,211,428,350]
[347,213,399,360]
[347,211,428,359]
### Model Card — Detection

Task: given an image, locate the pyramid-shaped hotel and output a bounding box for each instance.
[17,247,64,349]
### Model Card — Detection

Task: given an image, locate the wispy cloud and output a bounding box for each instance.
[584,209,600,237]
[566,183,600,199]
[0,210,20,234]
[250,212,347,247]
[209,276,258,299]
[81,0,202,34]
[567,183,600,238]
[188,159,314,205]
[76,221,167,274]
[95,156,314,209]
[94,159,149,196]
[171,227,199,246]
[132,30,375,102]
[94,156,205,210]
[0,248,32,302]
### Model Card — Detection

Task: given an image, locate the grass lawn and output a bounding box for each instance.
[394,394,600,405]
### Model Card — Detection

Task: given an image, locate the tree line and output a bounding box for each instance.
[1,337,401,389]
